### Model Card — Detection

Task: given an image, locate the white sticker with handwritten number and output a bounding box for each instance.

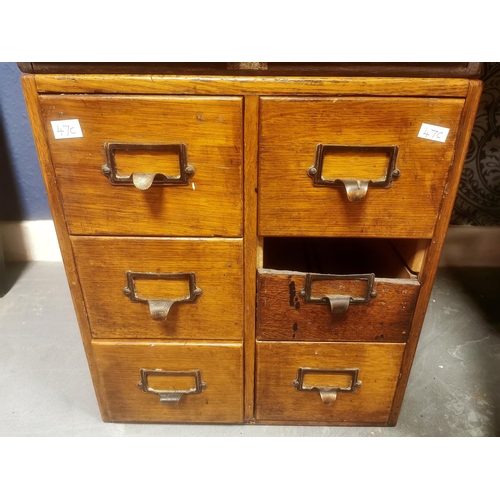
[51,119,83,139]
[418,123,450,143]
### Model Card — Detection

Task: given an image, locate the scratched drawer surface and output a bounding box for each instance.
[39,95,243,237]
[255,341,405,424]
[257,272,419,343]
[258,96,465,238]
[257,237,419,342]
[71,237,243,340]
[93,340,244,423]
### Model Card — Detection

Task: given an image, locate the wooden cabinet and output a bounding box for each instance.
[21,65,482,426]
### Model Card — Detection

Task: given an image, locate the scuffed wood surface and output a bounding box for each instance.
[34,75,471,97]
[257,272,419,342]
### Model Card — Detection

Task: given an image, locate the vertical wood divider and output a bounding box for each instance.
[243,95,260,421]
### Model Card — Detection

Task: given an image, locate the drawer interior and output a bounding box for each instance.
[262,237,421,280]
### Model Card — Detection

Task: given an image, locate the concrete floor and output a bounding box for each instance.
[0,261,499,436]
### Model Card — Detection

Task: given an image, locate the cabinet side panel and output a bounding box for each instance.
[388,80,483,424]
[21,75,109,421]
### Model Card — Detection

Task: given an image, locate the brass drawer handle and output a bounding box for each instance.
[102,143,195,190]
[123,271,202,321]
[299,273,377,314]
[307,144,400,202]
[292,367,361,404]
[137,369,207,404]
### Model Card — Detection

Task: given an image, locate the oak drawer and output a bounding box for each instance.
[71,237,243,340]
[258,237,420,342]
[255,341,405,424]
[40,95,243,237]
[93,341,243,423]
[258,96,465,238]
[257,271,418,342]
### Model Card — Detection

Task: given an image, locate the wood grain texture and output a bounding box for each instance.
[391,239,429,274]
[255,341,405,424]
[34,75,470,97]
[21,75,110,421]
[257,271,419,342]
[39,95,243,237]
[258,97,465,238]
[92,340,243,423]
[243,95,259,420]
[388,80,484,424]
[71,237,243,340]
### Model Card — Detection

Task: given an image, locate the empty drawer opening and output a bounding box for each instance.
[262,237,418,280]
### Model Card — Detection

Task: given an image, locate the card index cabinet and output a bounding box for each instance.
[21,66,482,425]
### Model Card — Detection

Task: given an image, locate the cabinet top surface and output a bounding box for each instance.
[26,74,475,98]
[18,62,483,79]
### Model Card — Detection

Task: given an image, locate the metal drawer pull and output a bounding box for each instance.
[292,367,361,404]
[123,271,202,321]
[299,273,377,314]
[137,369,207,404]
[307,144,400,202]
[102,143,195,191]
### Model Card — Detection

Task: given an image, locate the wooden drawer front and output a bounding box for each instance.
[72,237,243,340]
[93,341,243,423]
[40,96,243,237]
[258,97,465,238]
[255,342,405,424]
[257,270,419,342]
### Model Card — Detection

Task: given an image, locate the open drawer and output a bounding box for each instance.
[257,237,421,342]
